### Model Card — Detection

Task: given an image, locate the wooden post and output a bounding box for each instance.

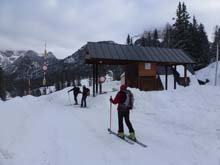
[137,63,139,89]
[184,64,187,87]
[96,63,98,94]
[99,83,102,94]
[93,64,95,97]
[174,65,177,90]
[155,64,158,90]
[125,65,127,86]
[165,65,168,90]
[99,64,102,94]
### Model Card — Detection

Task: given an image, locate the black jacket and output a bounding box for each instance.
[68,87,81,96]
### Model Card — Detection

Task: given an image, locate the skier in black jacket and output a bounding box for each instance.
[68,85,81,105]
[81,85,90,108]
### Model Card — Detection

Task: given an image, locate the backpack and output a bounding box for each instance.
[86,88,90,96]
[119,90,134,110]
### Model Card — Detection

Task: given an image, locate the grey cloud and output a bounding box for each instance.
[0,0,219,58]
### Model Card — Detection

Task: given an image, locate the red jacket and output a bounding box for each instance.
[111,84,127,111]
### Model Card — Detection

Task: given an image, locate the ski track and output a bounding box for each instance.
[2,97,138,165]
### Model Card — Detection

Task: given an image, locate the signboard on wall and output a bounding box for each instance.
[144,63,151,70]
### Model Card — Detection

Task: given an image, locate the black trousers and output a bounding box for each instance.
[74,94,78,104]
[81,96,87,107]
[118,110,134,133]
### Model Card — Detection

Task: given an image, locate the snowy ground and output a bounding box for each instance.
[0,81,220,165]
[196,61,220,85]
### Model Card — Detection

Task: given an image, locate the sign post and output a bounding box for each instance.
[215,36,219,86]
[42,41,48,95]
[99,76,106,94]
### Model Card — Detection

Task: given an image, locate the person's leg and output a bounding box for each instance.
[117,111,124,137]
[124,111,135,132]
[81,96,86,107]
[81,96,83,107]
[74,95,78,105]
[84,96,87,107]
[124,111,136,140]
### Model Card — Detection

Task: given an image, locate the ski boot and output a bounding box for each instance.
[129,132,136,141]
[117,132,125,139]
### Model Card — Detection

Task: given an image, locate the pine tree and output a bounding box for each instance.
[147,32,152,46]
[183,15,210,68]
[188,16,200,63]
[126,34,132,45]
[211,26,220,62]
[171,2,211,69]
[197,23,211,66]
[162,23,174,48]
[140,36,146,47]
[0,67,6,101]
[172,2,191,52]
[130,38,133,45]
[152,29,160,47]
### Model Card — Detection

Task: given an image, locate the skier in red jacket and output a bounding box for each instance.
[110,84,136,140]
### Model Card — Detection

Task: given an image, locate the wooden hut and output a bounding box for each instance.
[84,42,195,96]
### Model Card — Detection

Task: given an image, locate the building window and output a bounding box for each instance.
[145,63,151,70]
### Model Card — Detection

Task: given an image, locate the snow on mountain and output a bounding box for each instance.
[0,48,88,81]
[195,61,220,86]
[63,56,76,64]
[1,50,59,80]
[63,47,85,65]
[0,81,219,165]
[0,50,26,69]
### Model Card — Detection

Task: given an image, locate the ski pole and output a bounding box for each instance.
[110,96,112,131]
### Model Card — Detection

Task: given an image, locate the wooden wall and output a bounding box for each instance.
[125,62,161,91]
[125,63,138,88]
[138,63,158,91]
[138,63,157,76]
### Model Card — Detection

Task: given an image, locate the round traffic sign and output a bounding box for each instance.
[43,65,48,71]
[99,76,106,83]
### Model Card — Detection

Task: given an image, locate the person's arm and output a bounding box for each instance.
[68,88,74,92]
[110,92,121,104]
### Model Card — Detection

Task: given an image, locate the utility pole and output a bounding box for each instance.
[42,41,48,94]
[215,26,219,86]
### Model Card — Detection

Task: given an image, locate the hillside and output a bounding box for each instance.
[0,81,219,165]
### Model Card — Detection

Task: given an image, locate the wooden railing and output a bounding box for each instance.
[156,74,164,90]
[172,68,190,86]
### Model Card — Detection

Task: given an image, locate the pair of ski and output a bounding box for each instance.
[107,128,147,148]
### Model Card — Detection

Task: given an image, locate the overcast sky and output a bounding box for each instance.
[0,0,219,59]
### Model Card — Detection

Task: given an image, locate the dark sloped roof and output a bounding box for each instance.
[85,42,195,64]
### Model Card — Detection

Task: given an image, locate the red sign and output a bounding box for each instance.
[43,65,48,71]
[99,76,106,83]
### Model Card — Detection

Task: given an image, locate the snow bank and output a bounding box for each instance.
[196,61,220,86]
